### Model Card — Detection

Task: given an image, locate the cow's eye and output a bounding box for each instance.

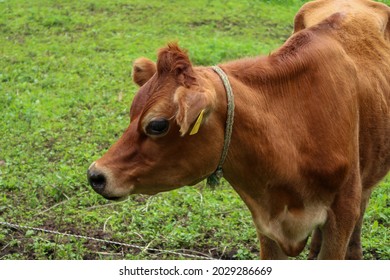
[145,118,169,136]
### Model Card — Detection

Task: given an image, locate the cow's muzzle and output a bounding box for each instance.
[87,162,134,200]
[87,162,107,195]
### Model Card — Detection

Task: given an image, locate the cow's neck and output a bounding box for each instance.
[205,60,298,195]
[202,62,316,256]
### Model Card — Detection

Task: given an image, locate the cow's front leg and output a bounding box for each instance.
[259,234,288,260]
[345,188,372,259]
[308,228,322,259]
[318,177,361,259]
[310,188,369,260]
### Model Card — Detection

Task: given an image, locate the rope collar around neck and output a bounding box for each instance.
[207,65,235,187]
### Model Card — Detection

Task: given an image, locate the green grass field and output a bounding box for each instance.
[1,0,389,260]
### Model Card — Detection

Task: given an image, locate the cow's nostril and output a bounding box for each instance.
[87,169,107,194]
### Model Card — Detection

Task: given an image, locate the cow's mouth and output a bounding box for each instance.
[104,195,128,202]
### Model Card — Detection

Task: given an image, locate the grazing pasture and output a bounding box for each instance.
[1,0,389,260]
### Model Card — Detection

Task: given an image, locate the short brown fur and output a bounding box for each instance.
[89,0,390,259]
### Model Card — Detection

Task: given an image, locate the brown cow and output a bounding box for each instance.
[88,0,390,259]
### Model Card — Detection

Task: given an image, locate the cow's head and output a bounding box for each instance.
[87,43,224,200]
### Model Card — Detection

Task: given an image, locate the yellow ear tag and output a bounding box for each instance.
[189,109,205,135]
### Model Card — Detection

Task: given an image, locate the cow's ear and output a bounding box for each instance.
[174,86,215,136]
[159,43,215,135]
[132,57,156,87]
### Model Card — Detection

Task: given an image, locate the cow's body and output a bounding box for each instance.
[88,0,390,259]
